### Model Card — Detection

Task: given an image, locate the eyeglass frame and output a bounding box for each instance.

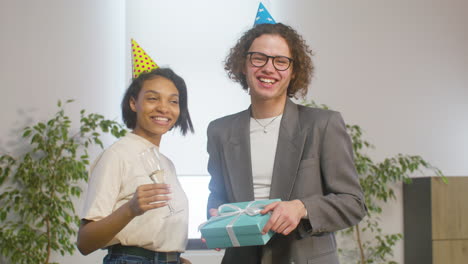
[246,51,294,71]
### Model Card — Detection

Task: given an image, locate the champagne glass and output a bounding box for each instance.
[139,147,182,217]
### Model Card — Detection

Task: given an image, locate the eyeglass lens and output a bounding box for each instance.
[249,52,291,71]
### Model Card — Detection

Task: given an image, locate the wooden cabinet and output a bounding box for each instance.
[403,177,468,264]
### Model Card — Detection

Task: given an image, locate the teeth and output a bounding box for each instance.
[153,117,169,121]
[259,78,275,84]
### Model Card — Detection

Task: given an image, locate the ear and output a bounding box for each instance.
[129,97,137,112]
[242,58,248,75]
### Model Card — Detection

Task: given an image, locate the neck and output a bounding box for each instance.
[132,129,161,147]
[250,97,287,119]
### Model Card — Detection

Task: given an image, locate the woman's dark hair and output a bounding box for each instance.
[224,23,314,98]
[121,68,194,135]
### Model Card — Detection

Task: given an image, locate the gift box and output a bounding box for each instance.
[200,199,281,249]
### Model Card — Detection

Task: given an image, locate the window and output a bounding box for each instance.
[179,175,210,249]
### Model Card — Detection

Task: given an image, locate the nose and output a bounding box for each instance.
[261,57,276,73]
[155,100,169,113]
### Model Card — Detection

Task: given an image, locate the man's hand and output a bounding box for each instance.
[128,183,171,217]
[261,200,307,236]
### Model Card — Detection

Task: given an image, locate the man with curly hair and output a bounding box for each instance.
[206,23,366,264]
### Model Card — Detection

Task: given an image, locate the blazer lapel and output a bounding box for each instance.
[223,109,255,202]
[270,99,307,200]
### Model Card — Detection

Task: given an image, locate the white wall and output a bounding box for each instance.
[0,0,126,151]
[276,0,468,176]
[125,0,256,175]
[1,0,467,264]
[273,1,468,263]
[0,0,126,263]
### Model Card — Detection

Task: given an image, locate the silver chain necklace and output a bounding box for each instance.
[252,115,280,133]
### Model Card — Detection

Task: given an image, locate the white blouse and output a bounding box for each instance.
[80,133,188,252]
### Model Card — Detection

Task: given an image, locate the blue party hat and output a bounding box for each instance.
[254,2,276,26]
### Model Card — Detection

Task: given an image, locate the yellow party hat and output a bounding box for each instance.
[131,39,159,78]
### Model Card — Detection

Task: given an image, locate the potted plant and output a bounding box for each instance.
[302,100,445,264]
[0,100,126,264]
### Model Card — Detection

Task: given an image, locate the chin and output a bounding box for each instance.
[253,90,279,99]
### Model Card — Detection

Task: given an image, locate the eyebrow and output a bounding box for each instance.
[248,51,291,57]
[144,90,179,97]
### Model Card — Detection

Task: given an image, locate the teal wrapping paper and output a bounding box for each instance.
[200,199,281,248]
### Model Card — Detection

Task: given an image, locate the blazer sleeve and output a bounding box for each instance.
[301,111,367,234]
[206,121,229,219]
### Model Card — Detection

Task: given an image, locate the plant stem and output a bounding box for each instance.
[45,215,51,264]
[355,223,366,264]
[13,244,36,259]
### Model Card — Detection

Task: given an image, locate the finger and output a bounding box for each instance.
[142,187,172,198]
[139,201,167,212]
[154,183,171,189]
[153,188,172,196]
[209,208,219,217]
[262,221,272,234]
[262,211,280,234]
[144,201,168,211]
[136,194,171,211]
[281,226,292,236]
[134,199,167,214]
[138,183,170,191]
[278,218,301,235]
[273,220,289,234]
[149,184,172,193]
[260,202,279,214]
[270,214,288,232]
[147,194,171,203]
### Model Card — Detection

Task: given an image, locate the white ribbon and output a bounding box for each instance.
[199,201,267,247]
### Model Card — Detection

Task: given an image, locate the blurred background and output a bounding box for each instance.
[1,0,467,263]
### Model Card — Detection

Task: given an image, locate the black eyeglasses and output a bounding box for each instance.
[246,52,293,71]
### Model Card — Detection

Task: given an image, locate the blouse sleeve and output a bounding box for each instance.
[80,148,124,221]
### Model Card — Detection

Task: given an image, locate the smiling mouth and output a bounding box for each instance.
[259,77,276,84]
[151,116,171,124]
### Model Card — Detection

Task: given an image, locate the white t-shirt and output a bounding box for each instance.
[250,115,282,200]
[80,133,188,252]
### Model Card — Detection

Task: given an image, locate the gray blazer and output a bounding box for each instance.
[207,99,367,264]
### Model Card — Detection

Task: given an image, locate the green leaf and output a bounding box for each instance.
[0,211,6,221]
[0,99,125,264]
[22,129,32,138]
[302,98,445,264]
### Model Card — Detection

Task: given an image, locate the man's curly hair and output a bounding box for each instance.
[224,23,314,98]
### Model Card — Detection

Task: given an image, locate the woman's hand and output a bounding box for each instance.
[128,183,171,216]
[202,208,221,251]
[77,183,172,255]
[208,208,219,218]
